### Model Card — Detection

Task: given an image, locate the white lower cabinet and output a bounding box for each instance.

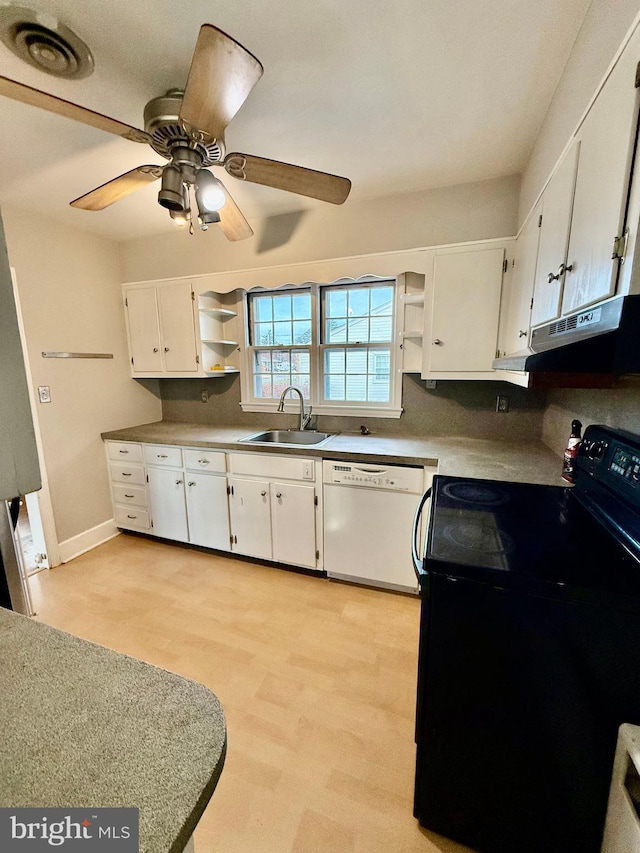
[228,453,320,570]
[107,442,151,532]
[106,443,321,572]
[228,477,272,560]
[185,472,230,550]
[147,466,189,542]
[270,481,317,569]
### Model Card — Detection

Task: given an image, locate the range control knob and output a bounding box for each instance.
[588,440,607,460]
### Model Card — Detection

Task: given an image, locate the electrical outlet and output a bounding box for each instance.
[200,390,210,403]
[496,395,509,413]
[38,386,51,403]
[425,379,437,390]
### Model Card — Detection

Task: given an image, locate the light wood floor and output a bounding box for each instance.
[29,533,475,853]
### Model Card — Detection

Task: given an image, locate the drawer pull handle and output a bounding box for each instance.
[276,492,282,499]
[157,454,168,458]
[188,481,196,487]
[124,494,135,498]
[164,347,170,352]
[127,514,137,519]
[199,459,210,465]
[433,338,443,345]
[122,472,132,476]
[260,490,267,497]
[153,347,159,352]
[119,449,129,454]
[176,479,183,485]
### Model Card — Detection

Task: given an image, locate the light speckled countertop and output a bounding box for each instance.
[0,609,226,853]
[102,421,566,487]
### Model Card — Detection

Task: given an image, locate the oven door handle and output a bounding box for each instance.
[412,487,432,581]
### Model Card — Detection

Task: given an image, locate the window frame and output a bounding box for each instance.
[240,278,403,418]
[247,287,314,401]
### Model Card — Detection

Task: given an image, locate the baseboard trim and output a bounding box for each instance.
[58,519,120,563]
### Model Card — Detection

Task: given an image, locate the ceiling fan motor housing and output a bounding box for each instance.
[143,89,224,165]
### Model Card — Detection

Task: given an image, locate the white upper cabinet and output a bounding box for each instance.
[124,280,198,377]
[124,287,163,374]
[531,141,580,327]
[561,24,640,316]
[422,243,508,379]
[157,282,199,373]
[498,200,542,357]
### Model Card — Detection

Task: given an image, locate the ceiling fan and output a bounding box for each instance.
[0,23,352,240]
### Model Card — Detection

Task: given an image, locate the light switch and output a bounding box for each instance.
[38,386,51,403]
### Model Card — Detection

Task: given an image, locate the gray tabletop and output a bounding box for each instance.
[0,609,226,853]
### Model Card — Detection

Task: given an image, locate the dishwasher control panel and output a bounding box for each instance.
[323,460,425,493]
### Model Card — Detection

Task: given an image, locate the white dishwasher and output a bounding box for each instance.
[323,459,433,593]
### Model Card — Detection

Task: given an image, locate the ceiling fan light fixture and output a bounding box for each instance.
[158,165,185,212]
[170,185,191,226]
[198,209,221,231]
[195,168,226,212]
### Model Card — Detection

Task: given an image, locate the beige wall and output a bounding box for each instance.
[518,0,640,225]
[121,174,520,282]
[2,206,162,547]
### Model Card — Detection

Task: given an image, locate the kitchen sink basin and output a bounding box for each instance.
[238,429,336,447]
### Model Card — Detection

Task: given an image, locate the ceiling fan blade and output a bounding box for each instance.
[217,183,253,241]
[179,24,263,142]
[223,153,351,204]
[0,75,151,144]
[70,166,163,211]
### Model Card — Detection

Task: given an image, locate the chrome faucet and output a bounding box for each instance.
[277,386,312,430]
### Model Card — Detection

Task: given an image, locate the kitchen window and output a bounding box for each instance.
[241,279,402,417]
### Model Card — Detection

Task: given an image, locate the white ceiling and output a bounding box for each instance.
[0,0,592,242]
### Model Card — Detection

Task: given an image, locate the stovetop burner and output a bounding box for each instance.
[442,520,514,556]
[441,481,509,506]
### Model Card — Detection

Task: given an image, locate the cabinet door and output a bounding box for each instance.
[428,247,505,372]
[228,477,272,560]
[270,482,317,569]
[499,201,541,355]
[157,282,198,373]
[125,287,162,373]
[531,140,580,326]
[147,467,189,542]
[561,28,640,316]
[185,473,230,550]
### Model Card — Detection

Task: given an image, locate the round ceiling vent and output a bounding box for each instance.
[0,6,93,79]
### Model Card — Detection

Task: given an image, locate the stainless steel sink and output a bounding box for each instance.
[238,429,336,447]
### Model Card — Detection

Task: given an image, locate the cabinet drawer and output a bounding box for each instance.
[144,444,183,467]
[112,483,147,508]
[184,448,226,473]
[114,505,150,530]
[229,453,315,481]
[109,463,146,486]
[107,441,143,463]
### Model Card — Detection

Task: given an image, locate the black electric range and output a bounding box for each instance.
[411,424,640,853]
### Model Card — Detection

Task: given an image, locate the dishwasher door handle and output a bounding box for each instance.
[412,487,432,581]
